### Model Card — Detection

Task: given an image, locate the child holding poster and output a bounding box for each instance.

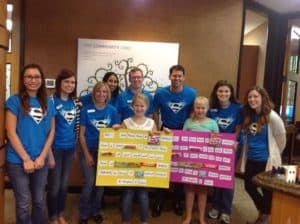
[182,96,219,224]
[121,93,157,224]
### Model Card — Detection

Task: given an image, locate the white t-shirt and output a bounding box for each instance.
[123,117,155,131]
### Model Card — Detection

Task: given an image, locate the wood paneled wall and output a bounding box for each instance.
[22,0,243,97]
[22,0,244,186]
[0,0,9,222]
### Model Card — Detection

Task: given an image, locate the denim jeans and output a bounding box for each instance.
[122,187,149,222]
[6,161,48,224]
[47,148,74,219]
[211,147,242,215]
[78,150,104,220]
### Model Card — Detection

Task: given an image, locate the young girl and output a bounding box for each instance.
[240,86,286,224]
[78,82,120,224]
[5,64,56,223]
[47,69,78,224]
[121,93,157,224]
[207,80,242,224]
[182,96,219,224]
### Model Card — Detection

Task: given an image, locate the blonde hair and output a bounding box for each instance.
[191,96,209,118]
[131,93,149,108]
[92,82,111,104]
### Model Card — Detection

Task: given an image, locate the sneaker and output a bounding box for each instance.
[220,213,230,224]
[208,208,219,219]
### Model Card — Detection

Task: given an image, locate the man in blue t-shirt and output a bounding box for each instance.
[152,64,196,217]
[116,67,154,121]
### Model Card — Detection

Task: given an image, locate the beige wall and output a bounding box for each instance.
[23,0,243,98]
[244,22,268,86]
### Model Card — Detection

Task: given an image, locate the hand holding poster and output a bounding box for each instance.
[171,130,236,189]
[96,128,173,188]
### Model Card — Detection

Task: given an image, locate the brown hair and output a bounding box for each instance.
[55,69,77,98]
[209,80,238,108]
[242,86,274,133]
[19,64,47,115]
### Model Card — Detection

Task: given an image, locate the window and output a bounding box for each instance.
[6,4,13,53]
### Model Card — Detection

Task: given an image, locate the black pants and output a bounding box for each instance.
[153,183,184,208]
[244,160,272,214]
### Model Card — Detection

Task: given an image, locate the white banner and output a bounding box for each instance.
[77,38,179,96]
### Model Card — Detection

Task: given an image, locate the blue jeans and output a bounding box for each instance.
[47,148,74,219]
[211,146,242,215]
[6,161,48,224]
[122,187,149,222]
[78,151,104,220]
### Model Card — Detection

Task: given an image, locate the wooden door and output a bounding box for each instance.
[238,45,259,102]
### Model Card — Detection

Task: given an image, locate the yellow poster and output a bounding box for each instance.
[96,128,173,188]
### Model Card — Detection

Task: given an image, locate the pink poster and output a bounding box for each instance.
[171,130,236,189]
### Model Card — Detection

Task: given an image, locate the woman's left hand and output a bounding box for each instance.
[34,156,45,169]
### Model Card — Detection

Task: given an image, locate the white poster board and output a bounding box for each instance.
[77,38,179,96]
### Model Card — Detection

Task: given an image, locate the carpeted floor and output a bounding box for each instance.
[4,177,258,224]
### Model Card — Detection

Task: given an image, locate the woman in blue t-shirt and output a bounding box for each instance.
[47,69,78,224]
[240,86,286,224]
[80,71,120,108]
[5,64,55,224]
[207,80,242,224]
[78,82,120,224]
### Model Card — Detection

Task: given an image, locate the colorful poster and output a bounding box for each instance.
[171,130,236,189]
[96,128,173,188]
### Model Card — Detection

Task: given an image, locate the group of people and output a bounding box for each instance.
[5,63,286,224]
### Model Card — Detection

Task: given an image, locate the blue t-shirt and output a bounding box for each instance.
[80,93,93,107]
[116,88,154,121]
[5,95,56,164]
[80,93,119,108]
[80,104,120,150]
[247,121,269,161]
[52,95,77,150]
[208,103,243,134]
[153,86,196,129]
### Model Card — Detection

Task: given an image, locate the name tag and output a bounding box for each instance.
[87,109,96,113]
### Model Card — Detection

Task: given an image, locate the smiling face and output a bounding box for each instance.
[193,101,209,119]
[216,85,231,106]
[129,70,144,90]
[247,90,262,113]
[105,74,119,92]
[61,76,76,96]
[132,98,148,117]
[94,85,109,105]
[23,68,42,95]
[169,69,184,90]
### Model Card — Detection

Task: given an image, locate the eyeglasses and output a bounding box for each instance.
[24,76,42,81]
